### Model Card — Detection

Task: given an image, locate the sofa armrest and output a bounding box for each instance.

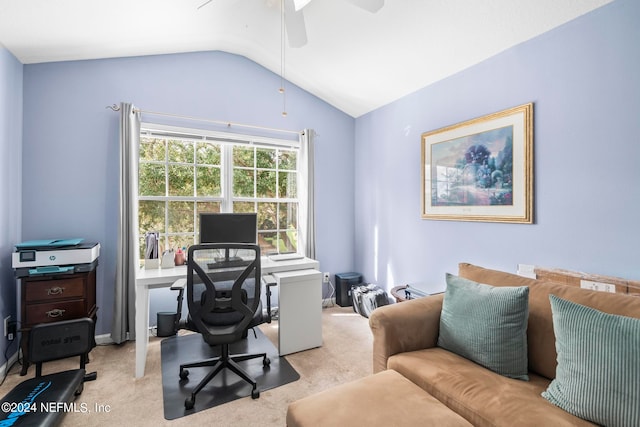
[369,294,444,373]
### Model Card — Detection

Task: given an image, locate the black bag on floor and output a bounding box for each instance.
[352,284,390,318]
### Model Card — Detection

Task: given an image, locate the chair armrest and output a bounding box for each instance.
[368,294,444,373]
[170,278,187,330]
[262,275,277,323]
[170,278,186,291]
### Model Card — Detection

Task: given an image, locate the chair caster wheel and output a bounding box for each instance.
[180,369,189,380]
[263,357,271,367]
[251,388,260,399]
[185,395,195,409]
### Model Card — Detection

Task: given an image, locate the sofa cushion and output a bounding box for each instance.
[542,295,640,427]
[286,369,473,427]
[458,263,640,379]
[437,273,529,380]
[389,347,596,427]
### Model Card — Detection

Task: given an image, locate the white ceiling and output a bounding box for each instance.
[0,0,613,117]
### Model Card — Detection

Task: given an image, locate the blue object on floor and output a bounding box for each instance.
[0,318,97,427]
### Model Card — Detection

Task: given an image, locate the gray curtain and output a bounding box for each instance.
[111,103,140,343]
[298,129,316,259]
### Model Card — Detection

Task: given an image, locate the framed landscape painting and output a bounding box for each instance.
[421,103,533,223]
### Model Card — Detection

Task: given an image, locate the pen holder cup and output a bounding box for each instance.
[161,252,175,268]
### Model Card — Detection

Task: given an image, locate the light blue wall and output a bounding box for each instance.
[354,0,640,292]
[22,51,355,334]
[14,0,640,337]
[0,46,23,359]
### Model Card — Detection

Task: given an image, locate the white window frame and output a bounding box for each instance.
[138,123,301,256]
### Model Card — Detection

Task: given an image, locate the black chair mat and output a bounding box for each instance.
[161,328,300,420]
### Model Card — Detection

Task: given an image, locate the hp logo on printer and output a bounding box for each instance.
[49,255,56,261]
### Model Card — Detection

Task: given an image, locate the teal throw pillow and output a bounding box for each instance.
[542,295,640,427]
[437,273,529,380]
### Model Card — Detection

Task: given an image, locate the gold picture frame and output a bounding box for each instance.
[421,103,533,223]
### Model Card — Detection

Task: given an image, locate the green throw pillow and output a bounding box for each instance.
[542,295,640,427]
[437,273,529,380]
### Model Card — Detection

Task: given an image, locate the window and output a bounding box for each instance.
[137,125,299,260]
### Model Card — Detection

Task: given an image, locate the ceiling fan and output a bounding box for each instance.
[198,0,384,48]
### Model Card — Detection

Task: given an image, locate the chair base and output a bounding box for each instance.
[179,343,271,409]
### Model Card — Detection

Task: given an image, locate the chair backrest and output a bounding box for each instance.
[186,243,261,345]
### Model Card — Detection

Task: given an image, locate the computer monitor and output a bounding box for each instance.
[199,212,257,263]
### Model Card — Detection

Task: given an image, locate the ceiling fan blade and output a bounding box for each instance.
[293,0,313,12]
[284,0,308,48]
[344,0,384,13]
[197,0,214,10]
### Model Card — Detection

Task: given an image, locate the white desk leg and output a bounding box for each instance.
[135,285,150,378]
[276,269,322,355]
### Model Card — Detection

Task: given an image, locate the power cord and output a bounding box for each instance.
[322,279,336,308]
[0,332,20,387]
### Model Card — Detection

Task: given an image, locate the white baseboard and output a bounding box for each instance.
[95,333,114,346]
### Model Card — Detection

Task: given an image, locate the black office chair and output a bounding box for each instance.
[171,243,271,410]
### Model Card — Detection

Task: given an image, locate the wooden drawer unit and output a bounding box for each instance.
[25,299,87,324]
[24,276,85,303]
[19,268,98,375]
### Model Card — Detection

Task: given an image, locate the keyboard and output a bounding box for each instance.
[268,253,304,262]
[207,259,251,269]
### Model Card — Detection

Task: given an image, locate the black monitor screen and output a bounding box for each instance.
[199,213,257,244]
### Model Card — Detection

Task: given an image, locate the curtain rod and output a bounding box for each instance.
[105,104,302,136]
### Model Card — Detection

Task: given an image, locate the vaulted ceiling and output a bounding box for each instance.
[0,0,613,117]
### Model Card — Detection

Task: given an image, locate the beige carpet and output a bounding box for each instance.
[0,305,373,426]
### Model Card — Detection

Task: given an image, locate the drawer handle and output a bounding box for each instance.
[46,309,66,318]
[47,286,65,296]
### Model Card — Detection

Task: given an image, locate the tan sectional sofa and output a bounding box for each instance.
[287,263,640,426]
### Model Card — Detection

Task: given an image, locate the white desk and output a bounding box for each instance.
[274,269,323,355]
[134,256,319,378]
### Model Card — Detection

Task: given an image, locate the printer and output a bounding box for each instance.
[12,238,100,278]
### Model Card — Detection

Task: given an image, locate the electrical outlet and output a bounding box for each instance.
[323,272,330,283]
[7,322,16,341]
[580,280,616,293]
[3,316,10,337]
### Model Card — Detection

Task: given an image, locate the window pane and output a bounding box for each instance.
[168,139,193,163]
[278,202,298,229]
[167,235,194,253]
[139,163,166,196]
[257,202,277,231]
[233,146,254,167]
[139,137,165,161]
[138,237,148,261]
[196,141,221,165]
[278,171,297,198]
[259,231,277,255]
[168,165,194,196]
[233,202,255,213]
[196,201,221,216]
[257,170,276,198]
[138,200,165,235]
[233,169,254,197]
[278,150,297,170]
[279,230,297,252]
[256,147,275,169]
[168,201,194,233]
[196,166,221,197]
